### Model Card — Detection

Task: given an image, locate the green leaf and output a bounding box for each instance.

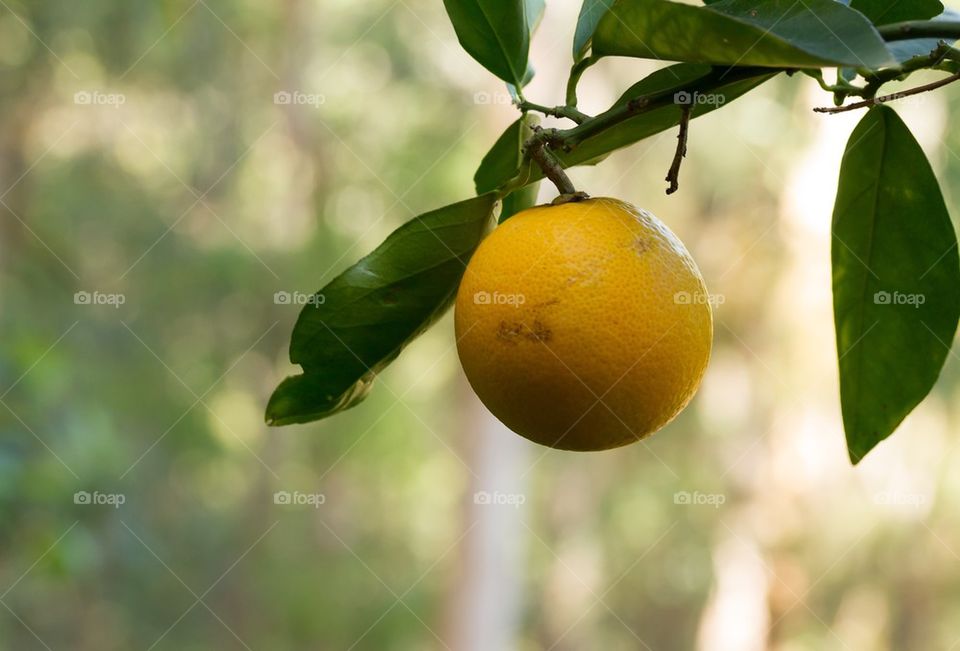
[885,8,960,62]
[443,0,536,87]
[573,0,613,62]
[476,64,774,193]
[592,0,893,69]
[525,0,546,32]
[474,113,539,194]
[500,182,541,223]
[832,106,960,463]
[850,0,942,25]
[266,194,500,425]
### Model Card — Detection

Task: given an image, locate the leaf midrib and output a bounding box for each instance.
[477,0,525,85]
[847,112,889,448]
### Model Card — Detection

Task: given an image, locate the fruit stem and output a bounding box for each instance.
[524,135,585,199]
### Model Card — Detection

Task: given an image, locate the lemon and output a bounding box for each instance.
[454,197,712,451]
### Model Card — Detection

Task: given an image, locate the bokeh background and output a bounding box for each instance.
[2,1,960,649]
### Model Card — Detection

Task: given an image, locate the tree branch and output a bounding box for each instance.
[516,101,590,124]
[566,56,598,108]
[496,18,960,198]
[558,66,770,150]
[813,71,960,113]
[878,20,960,42]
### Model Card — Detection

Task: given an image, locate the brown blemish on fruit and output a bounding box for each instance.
[632,237,649,255]
[533,298,560,308]
[497,320,553,344]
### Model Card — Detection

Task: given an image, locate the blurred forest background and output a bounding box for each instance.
[2,0,960,649]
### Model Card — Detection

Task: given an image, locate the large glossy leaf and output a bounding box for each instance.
[267,194,500,425]
[592,0,893,69]
[443,0,536,87]
[573,0,613,62]
[851,0,942,25]
[832,106,960,463]
[475,64,774,193]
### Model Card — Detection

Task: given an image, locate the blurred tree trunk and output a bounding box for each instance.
[444,377,529,650]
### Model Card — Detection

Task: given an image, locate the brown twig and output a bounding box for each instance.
[524,135,585,201]
[814,71,960,114]
[665,105,692,195]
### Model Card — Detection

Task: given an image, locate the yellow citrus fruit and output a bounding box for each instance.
[454,197,712,451]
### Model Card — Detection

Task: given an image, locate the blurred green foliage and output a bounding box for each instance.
[2,1,960,650]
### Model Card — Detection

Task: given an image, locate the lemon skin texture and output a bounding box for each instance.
[454,197,713,451]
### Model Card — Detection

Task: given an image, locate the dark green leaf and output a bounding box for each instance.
[477,64,774,193]
[266,194,500,425]
[592,0,893,69]
[500,182,540,223]
[443,0,535,87]
[832,106,960,463]
[885,8,960,62]
[573,0,613,62]
[474,113,538,194]
[850,0,942,25]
